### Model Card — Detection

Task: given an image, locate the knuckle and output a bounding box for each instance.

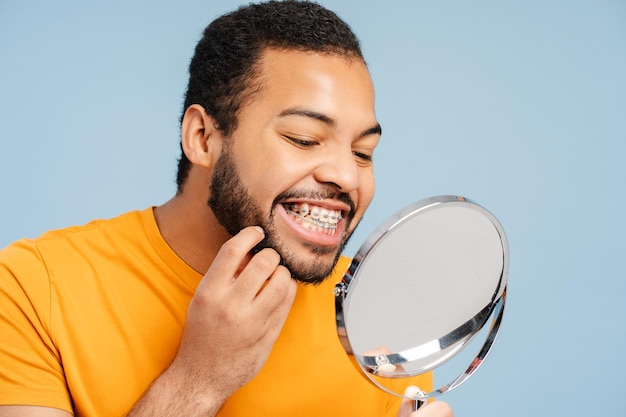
[189,287,214,308]
[275,265,293,283]
[253,248,280,270]
[268,268,296,302]
[221,239,246,258]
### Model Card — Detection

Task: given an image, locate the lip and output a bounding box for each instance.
[275,201,347,248]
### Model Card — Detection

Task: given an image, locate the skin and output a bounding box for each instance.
[0,49,452,417]
[207,49,380,283]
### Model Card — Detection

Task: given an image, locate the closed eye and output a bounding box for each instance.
[285,136,318,148]
[353,151,372,161]
[353,150,373,166]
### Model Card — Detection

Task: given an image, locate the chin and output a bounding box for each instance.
[281,246,343,286]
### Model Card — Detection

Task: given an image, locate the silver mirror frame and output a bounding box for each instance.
[335,195,508,400]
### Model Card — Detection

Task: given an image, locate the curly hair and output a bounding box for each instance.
[176,0,364,191]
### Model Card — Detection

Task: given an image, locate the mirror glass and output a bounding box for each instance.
[335,195,508,401]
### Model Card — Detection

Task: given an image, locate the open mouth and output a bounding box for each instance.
[283,202,343,235]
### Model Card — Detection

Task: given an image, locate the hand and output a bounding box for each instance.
[397,386,454,417]
[397,400,454,417]
[169,226,297,406]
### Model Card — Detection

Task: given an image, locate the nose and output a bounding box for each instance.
[313,146,359,193]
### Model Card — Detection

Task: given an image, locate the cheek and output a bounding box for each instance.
[262,159,303,192]
[239,150,312,202]
[362,169,376,202]
[354,172,376,219]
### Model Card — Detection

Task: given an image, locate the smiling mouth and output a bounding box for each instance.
[283,202,343,235]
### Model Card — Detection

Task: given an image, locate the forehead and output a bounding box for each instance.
[256,47,373,93]
[245,48,377,127]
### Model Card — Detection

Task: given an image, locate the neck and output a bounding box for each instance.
[154,191,230,274]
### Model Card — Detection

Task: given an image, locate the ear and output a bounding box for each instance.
[180,104,223,169]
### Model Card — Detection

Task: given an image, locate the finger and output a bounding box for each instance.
[397,397,414,417]
[410,401,454,417]
[398,386,427,417]
[253,266,297,342]
[206,226,266,287]
[253,264,295,315]
[232,247,283,300]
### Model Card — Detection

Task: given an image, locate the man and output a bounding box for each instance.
[0,1,452,416]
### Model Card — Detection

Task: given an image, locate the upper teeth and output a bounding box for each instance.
[287,203,342,230]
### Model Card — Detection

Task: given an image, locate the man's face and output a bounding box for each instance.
[209,49,380,284]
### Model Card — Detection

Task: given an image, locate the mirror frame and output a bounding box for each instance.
[335,195,508,400]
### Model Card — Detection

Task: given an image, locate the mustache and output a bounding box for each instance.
[271,189,356,215]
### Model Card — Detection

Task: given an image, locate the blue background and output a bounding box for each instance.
[1,1,624,416]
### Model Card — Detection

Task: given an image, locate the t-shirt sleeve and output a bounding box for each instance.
[0,240,73,412]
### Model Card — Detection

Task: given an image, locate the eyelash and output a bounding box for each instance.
[285,136,373,163]
[286,137,317,148]
[353,151,373,162]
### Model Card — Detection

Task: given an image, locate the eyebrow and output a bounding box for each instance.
[278,107,382,138]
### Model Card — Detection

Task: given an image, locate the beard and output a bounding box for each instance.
[208,143,357,284]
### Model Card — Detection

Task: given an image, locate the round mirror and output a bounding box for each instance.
[335,195,508,403]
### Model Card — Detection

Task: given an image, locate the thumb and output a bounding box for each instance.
[397,386,425,417]
[408,401,454,416]
[397,397,415,417]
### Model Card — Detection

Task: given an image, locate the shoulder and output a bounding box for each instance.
[0,208,151,286]
[34,208,149,244]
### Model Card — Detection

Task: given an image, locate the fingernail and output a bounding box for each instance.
[404,385,424,398]
[253,226,265,236]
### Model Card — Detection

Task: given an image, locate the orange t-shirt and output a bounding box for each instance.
[0,208,431,416]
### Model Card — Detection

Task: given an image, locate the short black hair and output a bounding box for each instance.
[176,0,364,191]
